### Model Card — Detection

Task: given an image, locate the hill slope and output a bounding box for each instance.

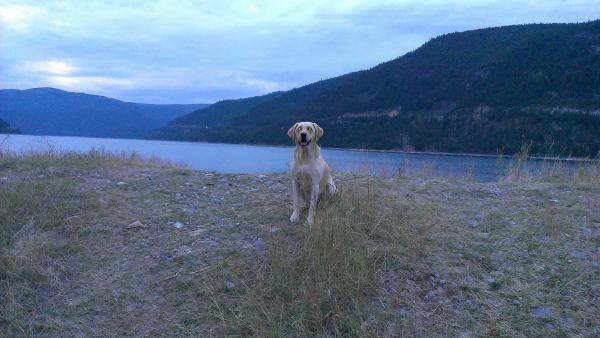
[152,91,283,141]
[0,88,207,138]
[159,20,600,157]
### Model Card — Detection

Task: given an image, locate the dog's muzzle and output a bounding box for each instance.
[299,133,310,147]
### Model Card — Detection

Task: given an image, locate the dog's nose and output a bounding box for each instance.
[300,132,307,140]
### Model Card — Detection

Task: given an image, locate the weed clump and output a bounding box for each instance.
[207,181,432,337]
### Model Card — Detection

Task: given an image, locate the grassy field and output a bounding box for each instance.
[0,149,599,337]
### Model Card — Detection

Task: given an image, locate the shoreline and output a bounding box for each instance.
[3,132,599,163]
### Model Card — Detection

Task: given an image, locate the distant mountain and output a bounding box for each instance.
[152,91,284,141]
[0,88,208,138]
[0,117,19,134]
[157,20,600,157]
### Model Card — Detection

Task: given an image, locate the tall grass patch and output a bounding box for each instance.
[201,180,433,337]
[503,143,600,184]
[0,146,174,170]
[0,177,89,335]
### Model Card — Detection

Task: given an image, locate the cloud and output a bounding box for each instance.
[235,76,282,93]
[14,61,289,102]
[47,75,135,91]
[2,1,600,103]
[0,4,44,30]
[22,60,78,75]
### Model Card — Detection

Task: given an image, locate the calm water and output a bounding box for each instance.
[0,133,560,182]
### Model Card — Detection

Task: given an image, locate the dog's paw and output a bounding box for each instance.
[290,212,300,223]
[305,216,314,225]
[327,182,337,194]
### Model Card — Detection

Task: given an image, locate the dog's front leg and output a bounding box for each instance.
[290,178,300,223]
[306,179,320,225]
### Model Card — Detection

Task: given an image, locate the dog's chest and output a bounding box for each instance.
[294,171,312,185]
[295,172,313,199]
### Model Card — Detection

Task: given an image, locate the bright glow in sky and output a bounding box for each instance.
[1,0,598,103]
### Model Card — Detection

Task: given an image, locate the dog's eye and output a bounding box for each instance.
[297,127,301,131]
[307,127,312,132]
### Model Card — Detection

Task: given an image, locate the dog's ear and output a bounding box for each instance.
[313,122,323,140]
[287,123,299,140]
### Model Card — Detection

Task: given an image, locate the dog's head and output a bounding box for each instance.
[287,122,323,147]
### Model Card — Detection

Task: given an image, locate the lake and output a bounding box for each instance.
[0,133,569,182]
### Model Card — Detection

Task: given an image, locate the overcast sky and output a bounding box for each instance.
[1,1,598,104]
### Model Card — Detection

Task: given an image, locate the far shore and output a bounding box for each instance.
[2,132,599,163]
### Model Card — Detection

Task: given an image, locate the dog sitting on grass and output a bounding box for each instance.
[287,122,337,225]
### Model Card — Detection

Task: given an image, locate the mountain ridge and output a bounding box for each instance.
[156,20,600,157]
[0,87,208,139]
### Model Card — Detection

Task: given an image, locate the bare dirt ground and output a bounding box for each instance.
[1,158,599,337]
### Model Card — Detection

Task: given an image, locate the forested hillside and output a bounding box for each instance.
[0,117,19,134]
[152,91,283,141]
[157,20,600,157]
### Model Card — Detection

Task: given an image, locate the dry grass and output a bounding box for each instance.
[0,148,174,336]
[188,174,599,337]
[0,146,175,171]
[196,179,439,337]
[1,149,598,337]
[503,143,600,184]
[0,179,83,336]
